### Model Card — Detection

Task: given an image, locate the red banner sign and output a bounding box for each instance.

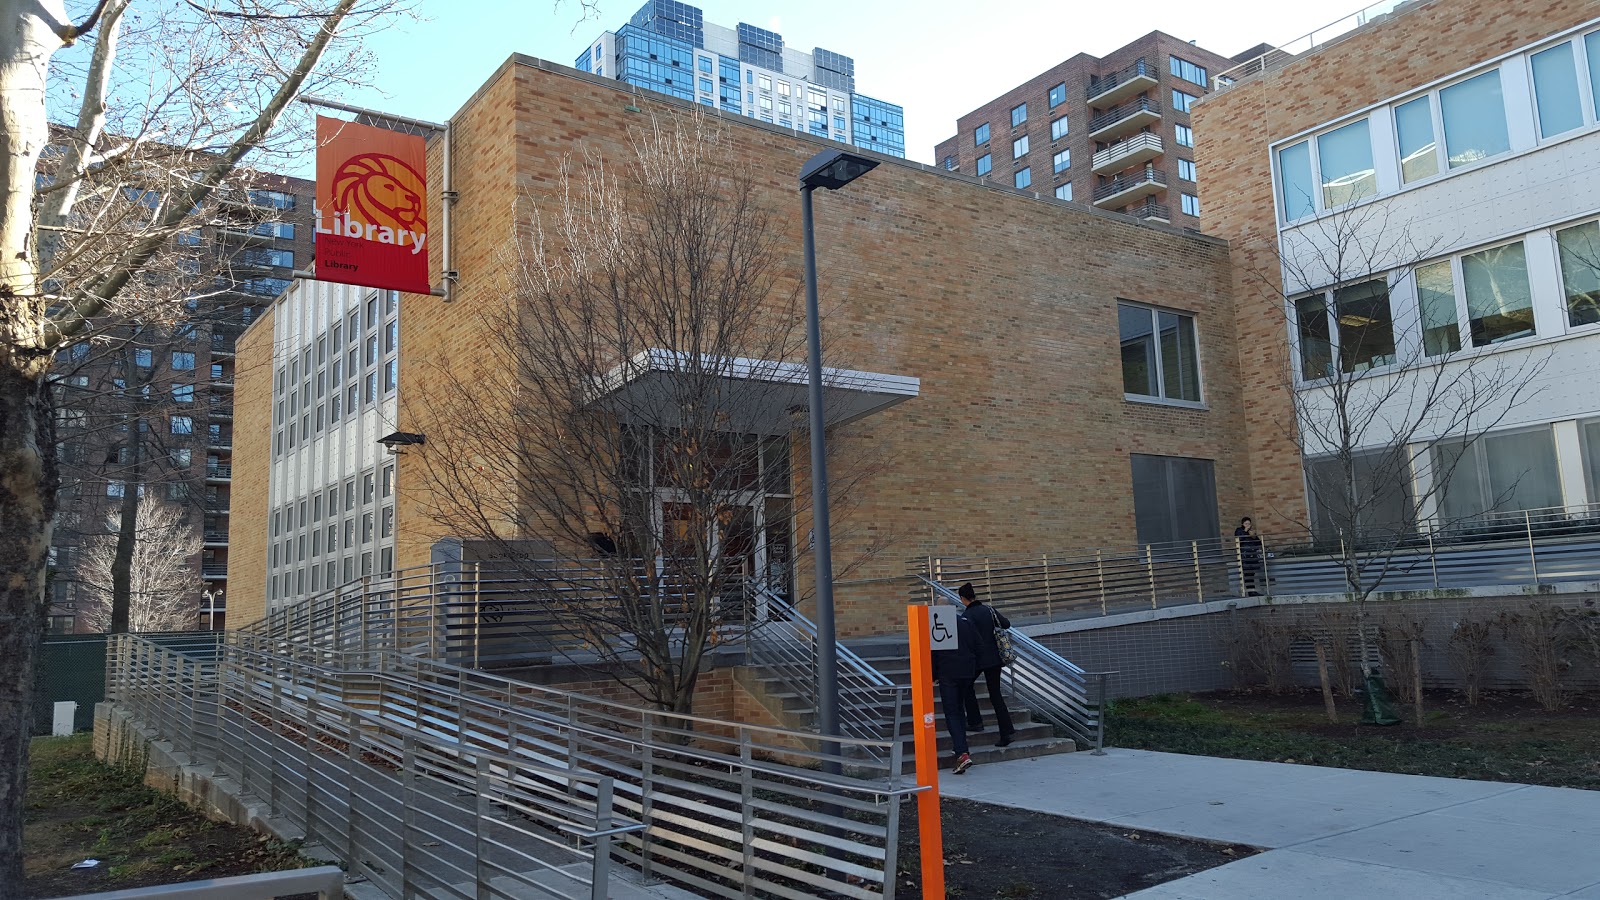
[314,115,430,294]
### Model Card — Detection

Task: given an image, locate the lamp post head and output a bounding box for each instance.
[799,149,878,191]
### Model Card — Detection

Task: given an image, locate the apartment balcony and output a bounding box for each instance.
[207,434,232,451]
[210,336,236,358]
[208,397,233,421]
[1088,98,1162,141]
[1087,58,1159,107]
[202,564,227,580]
[1126,200,1171,223]
[1091,133,1165,174]
[205,465,232,482]
[209,378,234,391]
[1093,168,1168,208]
[214,225,274,246]
[203,530,229,547]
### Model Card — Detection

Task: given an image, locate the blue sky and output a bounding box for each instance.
[339,0,1352,165]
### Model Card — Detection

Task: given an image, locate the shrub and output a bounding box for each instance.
[1445,609,1496,706]
[1497,602,1579,711]
[1376,611,1427,705]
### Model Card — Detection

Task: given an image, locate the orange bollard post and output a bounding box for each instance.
[907,604,945,900]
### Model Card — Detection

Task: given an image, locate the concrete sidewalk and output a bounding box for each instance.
[938,748,1600,899]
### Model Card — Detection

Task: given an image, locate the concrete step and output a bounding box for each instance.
[910,719,1057,755]
[931,734,1076,771]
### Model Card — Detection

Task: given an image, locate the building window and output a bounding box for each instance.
[1175,124,1194,148]
[1277,140,1315,222]
[1012,135,1029,158]
[942,156,957,170]
[1054,183,1072,201]
[1050,115,1068,140]
[1440,70,1510,168]
[1169,55,1207,86]
[1530,41,1584,139]
[172,384,194,403]
[698,56,711,73]
[135,348,152,368]
[1171,89,1197,113]
[170,415,194,434]
[1317,118,1375,207]
[1130,454,1218,545]
[382,464,394,497]
[1305,448,1416,539]
[974,122,990,145]
[172,351,195,370]
[976,154,992,176]
[1048,82,1066,108]
[1294,279,1395,378]
[1118,302,1201,403]
[1010,103,1027,127]
[758,74,771,90]
[1394,95,1438,183]
[1556,220,1600,327]
[1014,167,1031,189]
[1181,192,1200,216]
[1416,261,1462,355]
[1461,241,1535,345]
[384,358,398,393]
[1052,149,1070,174]
[1435,427,1564,520]
[1178,158,1197,181]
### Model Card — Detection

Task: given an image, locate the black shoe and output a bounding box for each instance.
[995,735,1014,748]
[967,725,986,733]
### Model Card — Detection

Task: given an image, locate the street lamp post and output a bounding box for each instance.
[798,148,878,772]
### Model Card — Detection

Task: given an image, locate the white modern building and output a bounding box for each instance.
[1200,2,1600,536]
[575,0,906,158]
[262,280,401,608]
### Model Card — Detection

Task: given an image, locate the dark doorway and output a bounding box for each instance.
[1130,454,1220,546]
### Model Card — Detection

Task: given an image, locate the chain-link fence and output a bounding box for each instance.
[32,634,109,735]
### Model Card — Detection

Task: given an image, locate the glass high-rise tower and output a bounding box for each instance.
[577,0,905,158]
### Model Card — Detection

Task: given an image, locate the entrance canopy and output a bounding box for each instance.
[590,349,919,436]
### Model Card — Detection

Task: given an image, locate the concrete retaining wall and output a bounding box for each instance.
[1024,583,1600,699]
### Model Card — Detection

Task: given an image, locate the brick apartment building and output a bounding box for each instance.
[934,31,1245,230]
[48,173,313,633]
[1197,0,1600,534]
[227,55,1252,633]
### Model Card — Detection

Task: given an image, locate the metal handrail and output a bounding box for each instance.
[107,631,915,898]
[917,577,1098,748]
[919,501,1600,623]
[1087,58,1156,101]
[740,582,908,760]
[1093,167,1167,202]
[106,634,634,900]
[1087,97,1162,133]
[1129,201,1171,221]
[1211,0,1411,91]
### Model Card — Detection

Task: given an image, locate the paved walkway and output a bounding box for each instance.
[938,748,1600,899]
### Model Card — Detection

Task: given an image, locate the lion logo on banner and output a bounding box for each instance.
[330,152,426,233]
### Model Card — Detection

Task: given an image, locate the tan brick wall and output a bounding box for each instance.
[1192,0,1600,535]
[226,305,276,625]
[363,55,1248,637]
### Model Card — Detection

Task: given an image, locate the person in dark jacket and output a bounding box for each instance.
[1235,516,1264,596]
[957,582,1016,747]
[930,611,979,774]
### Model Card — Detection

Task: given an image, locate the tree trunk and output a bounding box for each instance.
[109,416,141,634]
[0,4,69,895]
[0,371,57,899]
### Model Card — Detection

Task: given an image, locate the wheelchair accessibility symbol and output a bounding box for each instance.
[929,607,960,651]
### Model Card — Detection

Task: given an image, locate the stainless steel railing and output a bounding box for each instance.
[106,634,635,900]
[917,577,1099,748]
[108,631,918,899]
[918,502,1600,623]
[740,581,909,760]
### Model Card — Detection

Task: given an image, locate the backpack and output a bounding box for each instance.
[989,605,1017,666]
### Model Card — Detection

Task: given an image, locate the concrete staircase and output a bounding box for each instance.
[734,635,1078,771]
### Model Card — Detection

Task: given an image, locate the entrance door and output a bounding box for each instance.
[655,497,764,621]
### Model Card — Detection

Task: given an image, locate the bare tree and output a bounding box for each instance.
[75,497,202,631]
[411,116,888,716]
[0,0,416,891]
[1262,202,1550,675]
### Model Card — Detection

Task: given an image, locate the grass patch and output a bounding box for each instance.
[24,733,323,897]
[1108,690,1600,790]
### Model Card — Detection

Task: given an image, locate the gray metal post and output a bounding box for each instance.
[800,184,841,773]
[591,777,616,900]
[1526,510,1540,584]
[1091,672,1114,756]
